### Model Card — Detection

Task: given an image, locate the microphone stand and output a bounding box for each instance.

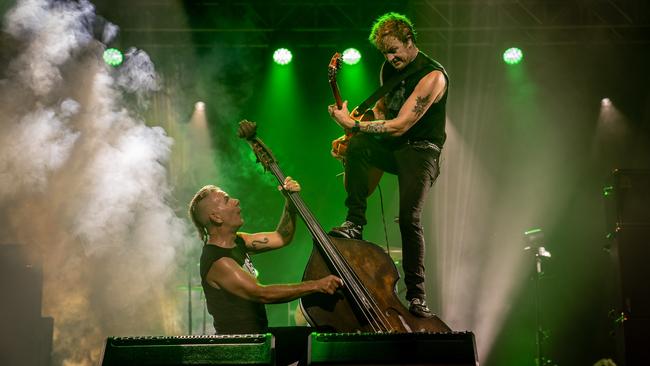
[524,229,554,366]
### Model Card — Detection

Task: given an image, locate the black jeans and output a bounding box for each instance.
[344,134,441,301]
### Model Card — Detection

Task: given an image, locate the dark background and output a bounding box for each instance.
[97,1,650,365]
[4,1,650,365]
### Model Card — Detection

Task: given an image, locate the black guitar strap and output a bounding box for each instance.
[355,62,429,114]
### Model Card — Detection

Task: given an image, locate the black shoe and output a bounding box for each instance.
[409,298,434,318]
[329,221,363,240]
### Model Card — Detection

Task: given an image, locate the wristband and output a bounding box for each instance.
[351,120,360,133]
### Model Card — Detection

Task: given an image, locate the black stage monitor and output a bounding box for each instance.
[101,334,275,366]
[308,331,478,365]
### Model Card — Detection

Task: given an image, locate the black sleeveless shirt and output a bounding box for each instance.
[199,236,268,334]
[380,51,449,148]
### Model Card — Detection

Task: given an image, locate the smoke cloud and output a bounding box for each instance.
[1,1,190,365]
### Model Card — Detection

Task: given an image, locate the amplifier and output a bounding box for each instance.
[308,331,478,365]
[101,334,275,366]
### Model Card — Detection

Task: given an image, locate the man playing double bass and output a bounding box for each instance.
[189,177,343,334]
[327,12,449,319]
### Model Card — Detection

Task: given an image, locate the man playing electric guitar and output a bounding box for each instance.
[327,12,449,318]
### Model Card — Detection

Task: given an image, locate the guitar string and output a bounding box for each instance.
[299,207,385,331]
[268,165,383,331]
[313,229,394,331]
[251,138,393,331]
[284,174,393,331]
[268,163,391,331]
[292,196,388,332]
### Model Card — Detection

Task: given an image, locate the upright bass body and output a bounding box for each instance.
[300,236,451,333]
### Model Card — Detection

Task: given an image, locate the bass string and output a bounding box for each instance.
[266,163,380,327]
[268,163,393,331]
[292,195,390,332]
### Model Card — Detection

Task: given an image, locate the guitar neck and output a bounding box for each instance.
[330,80,343,109]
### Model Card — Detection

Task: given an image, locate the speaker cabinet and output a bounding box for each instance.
[308,331,478,365]
[101,334,275,366]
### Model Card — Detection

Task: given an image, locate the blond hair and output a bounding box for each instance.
[368,12,417,49]
[188,185,220,244]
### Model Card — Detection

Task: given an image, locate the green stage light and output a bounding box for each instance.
[342,48,361,65]
[103,48,123,67]
[273,48,292,65]
[503,47,523,65]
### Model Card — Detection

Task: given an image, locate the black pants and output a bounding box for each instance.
[344,134,441,301]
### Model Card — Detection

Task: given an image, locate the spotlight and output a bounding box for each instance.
[103,48,123,67]
[601,98,612,107]
[503,47,523,65]
[190,101,208,129]
[342,48,361,65]
[273,48,292,65]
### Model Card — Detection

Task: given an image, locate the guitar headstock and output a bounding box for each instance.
[237,120,277,171]
[328,52,342,83]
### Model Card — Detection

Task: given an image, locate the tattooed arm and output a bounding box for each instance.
[240,177,299,253]
[328,70,446,136]
[274,200,298,245]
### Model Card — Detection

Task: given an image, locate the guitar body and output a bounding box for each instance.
[328,54,383,195]
[300,236,451,333]
[331,110,383,195]
[330,109,375,158]
[332,109,384,196]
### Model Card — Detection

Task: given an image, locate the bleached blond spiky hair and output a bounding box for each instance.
[188,185,220,244]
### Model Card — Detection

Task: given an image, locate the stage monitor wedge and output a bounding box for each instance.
[308,331,478,365]
[101,334,275,366]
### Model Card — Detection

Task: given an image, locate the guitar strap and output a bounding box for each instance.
[355,62,429,114]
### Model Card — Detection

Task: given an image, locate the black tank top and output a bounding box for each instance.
[380,51,448,148]
[199,236,268,334]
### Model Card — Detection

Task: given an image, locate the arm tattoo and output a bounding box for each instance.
[251,237,269,250]
[277,204,296,240]
[362,121,386,134]
[412,94,432,118]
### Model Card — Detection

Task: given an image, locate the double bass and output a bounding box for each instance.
[238,120,450,333]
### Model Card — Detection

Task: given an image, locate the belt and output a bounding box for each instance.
[407,140,441,153]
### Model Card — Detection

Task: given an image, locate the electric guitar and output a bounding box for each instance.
[328,52,382,194]
[328,52,374,160]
